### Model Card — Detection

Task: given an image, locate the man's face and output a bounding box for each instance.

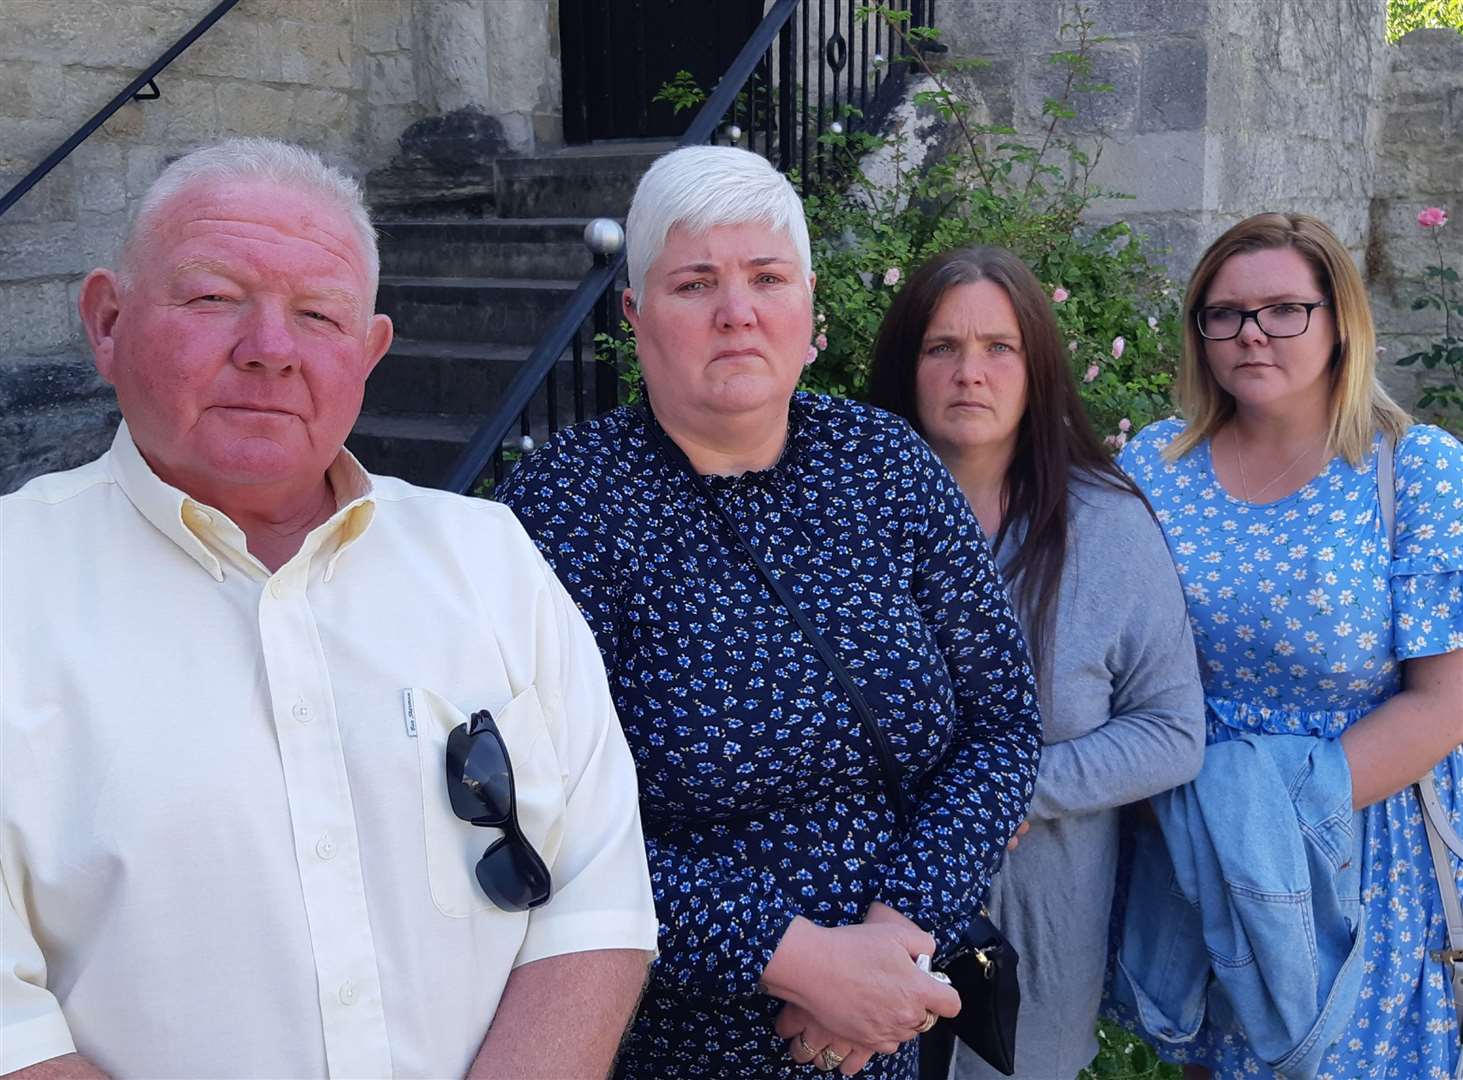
[83,178,391,500]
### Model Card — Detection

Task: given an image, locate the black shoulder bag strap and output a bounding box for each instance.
[642,410,913,829]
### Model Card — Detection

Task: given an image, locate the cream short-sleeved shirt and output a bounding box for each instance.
[0,424,658,1078]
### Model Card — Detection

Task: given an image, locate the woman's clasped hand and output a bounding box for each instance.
[763,903,961,1074]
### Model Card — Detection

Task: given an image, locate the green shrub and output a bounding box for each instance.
[798,3,1182,448]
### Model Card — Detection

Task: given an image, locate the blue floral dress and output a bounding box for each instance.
[1119,418,1463,1079]
[497,393,1041,1079]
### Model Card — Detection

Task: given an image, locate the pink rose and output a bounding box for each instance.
[1104,432,1128,450]
[883,267,902,287]
[1052,287,1070,303]
[1118,417,1132,432]
[804,344,818,366]
[1069,340,1079,353]
[815,333,828,350]
[1417,207,1449,228]
[1111,336,1126,360]
[1084,363,1101,383]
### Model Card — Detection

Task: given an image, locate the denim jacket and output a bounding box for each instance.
[1113,733,1364,1080]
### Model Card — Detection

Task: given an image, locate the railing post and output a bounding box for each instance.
[593,255,619,414]
[778,16,796,172]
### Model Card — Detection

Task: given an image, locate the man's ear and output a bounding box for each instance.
[362,313,393,378]
[622,288,640,333]
[79,269,123,384]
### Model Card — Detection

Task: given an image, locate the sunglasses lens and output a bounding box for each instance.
[475,837,553,911]
[445,723,512,824]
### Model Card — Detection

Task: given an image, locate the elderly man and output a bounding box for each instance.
[0,138,657,1079]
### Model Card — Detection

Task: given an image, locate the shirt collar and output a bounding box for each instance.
[107,421,377,583]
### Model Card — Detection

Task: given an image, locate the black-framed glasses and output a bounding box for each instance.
[445,708,552,911]
[1195,300,1329,341]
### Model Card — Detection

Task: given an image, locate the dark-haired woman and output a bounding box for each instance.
[868,246,1206,1080]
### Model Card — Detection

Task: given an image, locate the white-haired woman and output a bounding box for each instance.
[498,145,1041,1079]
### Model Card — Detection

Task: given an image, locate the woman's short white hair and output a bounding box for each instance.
[625,145,811,307]
[120,137,378,301]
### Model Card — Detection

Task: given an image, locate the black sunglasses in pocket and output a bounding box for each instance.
[445,708,553,911]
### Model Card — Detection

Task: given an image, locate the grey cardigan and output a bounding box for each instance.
[953,475,1206,1080]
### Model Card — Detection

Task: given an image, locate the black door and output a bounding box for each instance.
[560,0,765,143]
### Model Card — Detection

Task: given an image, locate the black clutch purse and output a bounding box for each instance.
[939,907,1020,1075]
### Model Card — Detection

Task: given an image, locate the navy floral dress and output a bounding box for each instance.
[498,393,1041,1079]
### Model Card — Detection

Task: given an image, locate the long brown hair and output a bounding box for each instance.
[1167,212,1409,464]
[867,245,1145,675]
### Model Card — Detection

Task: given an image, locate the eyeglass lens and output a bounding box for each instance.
[445,718,513,824]
[475,836,553,911]
[1198,303,1316,340]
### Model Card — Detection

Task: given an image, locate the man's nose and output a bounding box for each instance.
[715,282,757,328]
[235,302,297,372]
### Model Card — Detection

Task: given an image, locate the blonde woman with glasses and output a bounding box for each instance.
[1115,212,1463,1077]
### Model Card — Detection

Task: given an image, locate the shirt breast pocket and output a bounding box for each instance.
[410,685,566,918]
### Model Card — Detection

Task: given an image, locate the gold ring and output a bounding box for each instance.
[818,1047,846,1070]
[917,1009,938,1033]
[796,1033,817,1059]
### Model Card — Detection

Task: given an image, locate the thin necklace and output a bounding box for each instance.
[1233,426,1327,502]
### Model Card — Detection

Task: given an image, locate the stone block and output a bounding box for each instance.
[0,117,77,173]
[291,88,355,148]
[228,81,297,137]
[279,21,354,89]
[1138,40,1206,133]
[77,210,128,269]
[0,1,201,69]
[1087,129,1205,213]
[174,13,262,81]
[936,0,1061,56]
[247,0,349,23]
[97,101,147,141]
[0,280,78,353]
[367,52,417,105]
[0,221,83,280]
[1085,0,1209,35]
[1023,43,1139,135]
[352,0,408,53]
[77,168,127,213]
[0,162,76,224]
[0,352,109,412]
[0,59,68,121]
[0,391,120,495]
[146,77,219,144]
[126,146,171,198]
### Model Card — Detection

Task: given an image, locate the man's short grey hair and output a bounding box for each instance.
[120,137,379,302]
[625,145,811,307]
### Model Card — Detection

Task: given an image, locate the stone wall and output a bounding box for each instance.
[1368,28,1463,418]
[937,0,1459,425]
[0,0,560,493]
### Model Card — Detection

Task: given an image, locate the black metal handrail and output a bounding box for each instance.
[444,0,933,495]
[0,0,241,218]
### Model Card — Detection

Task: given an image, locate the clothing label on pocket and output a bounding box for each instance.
[401,688,418,737]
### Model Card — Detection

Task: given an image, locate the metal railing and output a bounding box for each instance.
[0,0,241,219]
[443,0,935,494]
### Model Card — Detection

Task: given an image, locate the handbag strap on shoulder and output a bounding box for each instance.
[641,408,913,829]
[1379,430,1463,1054]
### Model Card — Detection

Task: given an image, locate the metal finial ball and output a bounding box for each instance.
[724,123,743,142]
[829,121,844,135]
[583,218,625,256]
[516,435,537,454]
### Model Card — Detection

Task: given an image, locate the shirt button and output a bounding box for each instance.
[316,834,337,860]
[338,979,357,1006]
[292,700,312,723]
[268,579,283,599]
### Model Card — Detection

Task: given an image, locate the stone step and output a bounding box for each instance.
[495,142,672,218]
[376,275,581,346]
[376,218,603,280]
[365,336,604,417]
[347,412,487,489]
[348,403,580,490]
